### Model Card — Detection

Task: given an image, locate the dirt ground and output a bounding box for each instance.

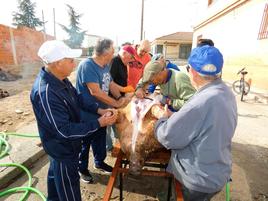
[0,63,39,133]
[0,63,268,201]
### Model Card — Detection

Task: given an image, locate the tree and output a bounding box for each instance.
[12,0,43,29]
[59,4,86,48]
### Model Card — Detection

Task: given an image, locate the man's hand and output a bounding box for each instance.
[97,108,115,116]
[135,88,146,99]
[116,97,130,108]
[151,104,173,119]
[98,109,118,127]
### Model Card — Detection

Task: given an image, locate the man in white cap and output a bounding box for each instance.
[127,40,151,88]
[30,40,117,201]
[152,45,237,200]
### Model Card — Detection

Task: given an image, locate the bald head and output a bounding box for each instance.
[137,40,151,57]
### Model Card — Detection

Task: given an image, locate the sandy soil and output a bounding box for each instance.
[0,63,39,132]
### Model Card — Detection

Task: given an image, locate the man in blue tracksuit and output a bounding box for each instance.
[31,40,117,201]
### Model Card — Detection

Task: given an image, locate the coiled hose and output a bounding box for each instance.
[0,132,46,200]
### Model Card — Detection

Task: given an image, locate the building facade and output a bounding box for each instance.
[151,32,193,64]
[193,0,268,90]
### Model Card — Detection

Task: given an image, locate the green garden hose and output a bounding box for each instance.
[0,186,46,200]
[0,163,32,200]
[0,132,46,200]
[226,181,230,201]
[0,134,9,158]
[0,131,39,138]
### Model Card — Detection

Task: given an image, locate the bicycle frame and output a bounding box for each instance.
[232,67,250,101]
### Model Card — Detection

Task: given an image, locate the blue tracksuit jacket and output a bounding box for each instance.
[30,67,101,162]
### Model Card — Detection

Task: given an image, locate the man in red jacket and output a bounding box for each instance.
[127,40,151,88]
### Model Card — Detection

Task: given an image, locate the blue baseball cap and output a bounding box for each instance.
[188,45,223,75]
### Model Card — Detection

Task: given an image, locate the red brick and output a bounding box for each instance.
[0,25,54,68]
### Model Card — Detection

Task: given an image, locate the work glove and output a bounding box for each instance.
[122,85,135,93]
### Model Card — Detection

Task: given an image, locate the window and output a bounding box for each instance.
[179,44,192,59]
[258,4,268,40]
[156,44,163,54]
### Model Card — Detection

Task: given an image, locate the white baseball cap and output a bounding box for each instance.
[38,40,82,64]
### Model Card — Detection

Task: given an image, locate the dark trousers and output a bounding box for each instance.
[47,157,81,201]
[181,184,218,201]
[78,127,106,171]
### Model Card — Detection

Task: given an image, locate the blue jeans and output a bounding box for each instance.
[47,157,81,201]
[106,125,118,150]
[78,127,107,172]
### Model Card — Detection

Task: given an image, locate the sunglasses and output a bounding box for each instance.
[129,61,143,69]
[186,65,190,72]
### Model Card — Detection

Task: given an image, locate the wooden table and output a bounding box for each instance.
[102,142,183,201]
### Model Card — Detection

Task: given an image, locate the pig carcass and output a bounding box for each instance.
[115,95,167,174]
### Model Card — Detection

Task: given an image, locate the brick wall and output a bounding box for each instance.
[0,24,54,71]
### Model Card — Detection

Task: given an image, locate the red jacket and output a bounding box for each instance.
[127,51,151,88]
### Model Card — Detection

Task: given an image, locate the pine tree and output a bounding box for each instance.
[59,4,86,48]
[12,0,43,29]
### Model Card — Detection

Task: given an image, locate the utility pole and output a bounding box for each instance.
[140,0,144,41]
[53,8,56,38]
[143,31,146,40]
[42,10,46,34]
[42,10,46,41]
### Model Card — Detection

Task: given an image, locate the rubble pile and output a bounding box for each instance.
[0,68,22,81]
[0,88,9,99]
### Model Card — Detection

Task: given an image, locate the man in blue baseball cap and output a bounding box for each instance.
[152,45,237,200]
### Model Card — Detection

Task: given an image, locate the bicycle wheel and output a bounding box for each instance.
[232,80,242,94]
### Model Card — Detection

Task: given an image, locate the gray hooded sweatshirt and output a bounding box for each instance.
[154,79,237,193]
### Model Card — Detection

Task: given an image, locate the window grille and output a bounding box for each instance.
[179,44,192,59]
[258,4,268,40]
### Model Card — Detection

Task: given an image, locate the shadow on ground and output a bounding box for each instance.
[232,142,268,201]
[2,143,268,201]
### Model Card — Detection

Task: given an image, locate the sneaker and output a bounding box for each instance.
[94,162,113,174]
[79,169,94,183]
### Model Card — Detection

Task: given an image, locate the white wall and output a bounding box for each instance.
[193,0,268,65]
[193,0,268,90]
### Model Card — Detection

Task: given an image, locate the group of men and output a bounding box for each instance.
[31,37,237,201]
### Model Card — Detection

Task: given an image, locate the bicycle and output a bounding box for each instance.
[232,67,251,101]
